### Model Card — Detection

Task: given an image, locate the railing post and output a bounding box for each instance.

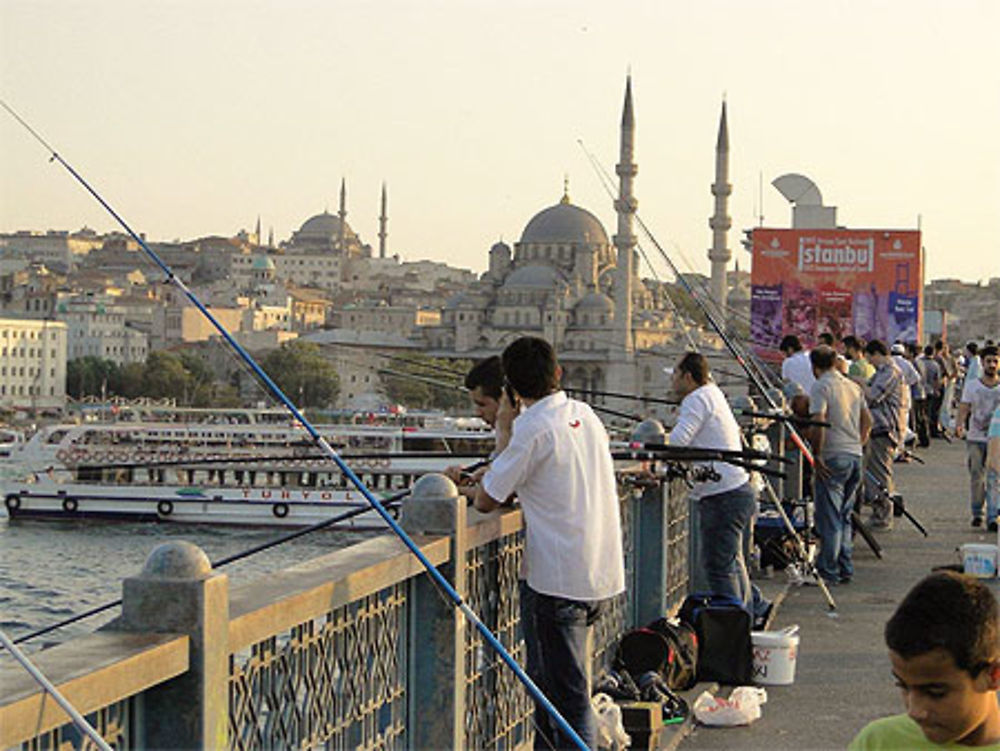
[115,540,229,750]
[630,419,672,625]
[402,473,466,750]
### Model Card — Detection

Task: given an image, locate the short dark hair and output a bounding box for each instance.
[501,337,559,400]
[885,572,999,675]
[968,342,979,355]
[981,345,999,360]
[934,339,945,351]
[809,345,837,372]
[779,335,802,354]
[865,339,888,357]
[924,345,934,357]
[842,335,862,352]
[464,356,503,400]
[818,332,835,346]
[676,352,710,385]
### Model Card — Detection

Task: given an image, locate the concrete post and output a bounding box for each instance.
[630,419,672,624]
[401,473,466,750]
[116,541,229,750]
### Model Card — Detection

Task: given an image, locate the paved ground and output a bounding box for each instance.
[675,438,1000,751]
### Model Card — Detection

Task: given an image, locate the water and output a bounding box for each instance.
[0,459,379,652]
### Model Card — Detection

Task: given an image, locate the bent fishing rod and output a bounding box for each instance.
[2,100,590,750]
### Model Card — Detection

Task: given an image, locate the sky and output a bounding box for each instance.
[1,0,997,284]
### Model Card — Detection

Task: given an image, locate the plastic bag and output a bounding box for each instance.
[591,693,631,750]
[692,686,768,726]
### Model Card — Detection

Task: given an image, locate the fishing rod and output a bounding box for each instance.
[3,100,589,750]
[12,492,408,646]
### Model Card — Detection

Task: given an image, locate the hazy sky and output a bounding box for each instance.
[1,0,997,284]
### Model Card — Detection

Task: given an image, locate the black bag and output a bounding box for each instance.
[614,618,698,692]
[646,617,698,691]
[678,593,753,685]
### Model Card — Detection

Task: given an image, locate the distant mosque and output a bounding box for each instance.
[421,76,732,405]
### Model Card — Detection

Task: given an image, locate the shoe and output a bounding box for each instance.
[870,520,893,531]
[972,517,984,528]
[839,576,852,585]
[989,521,998,533]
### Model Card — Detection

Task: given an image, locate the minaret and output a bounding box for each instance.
[612,75,637,357]
[338,177,347,253]
[267,227,274,248]
[378,182,388,259]
[255,215,261,246]
[708,101,732,320]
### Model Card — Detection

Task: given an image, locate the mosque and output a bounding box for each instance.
[420,77,731,408]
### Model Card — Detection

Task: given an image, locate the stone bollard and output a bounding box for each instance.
[630,419,675,624]
[117,541,229,750]
[401,473,467,750]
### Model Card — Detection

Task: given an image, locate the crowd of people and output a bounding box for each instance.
[440,332,1000,749]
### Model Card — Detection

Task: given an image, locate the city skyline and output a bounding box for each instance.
[1,0,997,284]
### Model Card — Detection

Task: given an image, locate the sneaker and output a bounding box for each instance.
[972,516,984,528]
[989,521,998,533]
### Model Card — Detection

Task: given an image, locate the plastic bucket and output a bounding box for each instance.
[961,544,998,578]
[751,626,799,685]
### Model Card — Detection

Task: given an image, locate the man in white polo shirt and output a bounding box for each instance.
[475,336,624,750]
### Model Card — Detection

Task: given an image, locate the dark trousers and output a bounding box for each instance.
[520,583,602,750]
[913,398,930,447]
[928,392,944,436]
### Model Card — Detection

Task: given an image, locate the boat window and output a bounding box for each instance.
[45,429,69,444]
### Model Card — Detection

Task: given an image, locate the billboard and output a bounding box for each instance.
[749,228,922,359]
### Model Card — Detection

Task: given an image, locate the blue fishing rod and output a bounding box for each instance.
[1,99,591,751]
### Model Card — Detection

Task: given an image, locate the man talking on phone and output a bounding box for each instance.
[473,336,625,750]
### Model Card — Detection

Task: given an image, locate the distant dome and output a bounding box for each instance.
[295,211,356,242]
[251,256,275,270]
[519,199,609,247]
[503,264,563,288]
[491,240,511,254]
[575,290,614,312]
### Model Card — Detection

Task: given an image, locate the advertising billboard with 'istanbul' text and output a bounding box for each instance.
[749,228,922,360]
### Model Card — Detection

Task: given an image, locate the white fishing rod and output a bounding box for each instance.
[0,628,114,751]
[1,98,591,750]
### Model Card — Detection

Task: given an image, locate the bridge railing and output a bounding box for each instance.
[1,471,690,750]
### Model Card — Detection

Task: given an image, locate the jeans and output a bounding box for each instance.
[988,468,1000,526]
[520,583,601,750]
[967,441,995,522]
[813,453,862,582]
[698,483,757,607]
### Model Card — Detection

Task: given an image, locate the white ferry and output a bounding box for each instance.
[2,419,494,527]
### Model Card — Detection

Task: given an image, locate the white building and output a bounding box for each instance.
[55,296,149,365]
[0,317,68,412]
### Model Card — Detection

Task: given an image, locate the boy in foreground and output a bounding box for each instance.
[850,572,1000,749]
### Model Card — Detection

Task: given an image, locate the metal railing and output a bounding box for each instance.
[1,471,690,750]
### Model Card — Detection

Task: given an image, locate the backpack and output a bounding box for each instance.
[678,592,753,685]
[614,618,698,691]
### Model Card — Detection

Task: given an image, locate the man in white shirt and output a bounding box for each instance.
[668,352,765,618]
[957,345,1000,530]
[781,335,816,394]
[475,336,624,750]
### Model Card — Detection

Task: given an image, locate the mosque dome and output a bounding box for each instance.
[574,290,614,312]
[503,264,563,289]
[490,240,512,255]
[519,197,609,247]
[251,256,276,271]
[294,211,356,242]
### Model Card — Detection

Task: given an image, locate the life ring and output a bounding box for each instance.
[157,500,174,516]
[5,494,20,511]
[56,449,69,464]
[272,502,289,519]
[62,497,78,513]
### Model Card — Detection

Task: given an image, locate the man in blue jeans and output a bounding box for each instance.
[808,346,872,584]
[475,337,625,749]
[668,352,769,621]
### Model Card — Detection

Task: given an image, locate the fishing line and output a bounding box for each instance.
[1,99,590,750]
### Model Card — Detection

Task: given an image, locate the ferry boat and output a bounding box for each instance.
[0,427,24,458]
[2,419,495,527]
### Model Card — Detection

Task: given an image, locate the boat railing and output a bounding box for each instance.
[0,470,692,750]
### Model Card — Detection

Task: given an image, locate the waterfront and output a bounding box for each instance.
[0,506,374,649]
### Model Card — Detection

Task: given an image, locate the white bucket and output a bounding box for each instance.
[961,544,998,578]
[752,626,800,685]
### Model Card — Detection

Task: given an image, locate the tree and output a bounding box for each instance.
[66,357,120,400]
[260,341,340,408]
